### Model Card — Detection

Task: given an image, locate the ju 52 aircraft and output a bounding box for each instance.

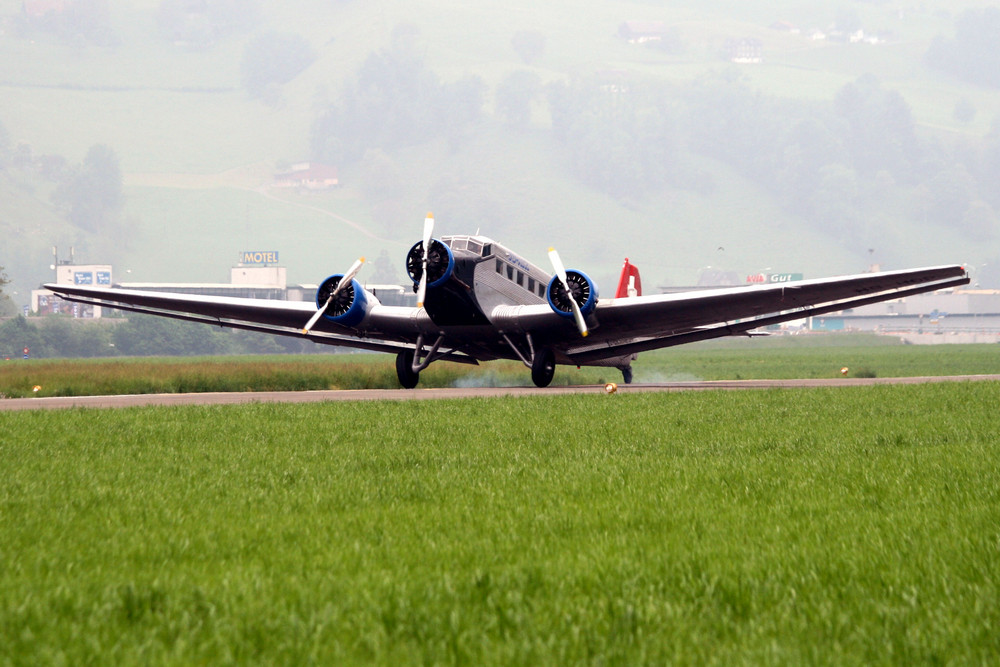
[47,214,969,388]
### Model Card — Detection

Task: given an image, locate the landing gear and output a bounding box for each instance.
[531,347,556,388]
[621,366,633,384]
[396,349,419,388]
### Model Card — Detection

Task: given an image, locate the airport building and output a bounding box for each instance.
[32,263,114,318]
[812,289,1000,343]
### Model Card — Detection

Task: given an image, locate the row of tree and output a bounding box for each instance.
[927,7,1000,90]
[307,40,1000,251]
[0,266,15,317]
[1,132,123,235]
[0,314,327,359]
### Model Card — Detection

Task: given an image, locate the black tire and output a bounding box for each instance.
[621,366,633,384]
[396,349,419,389]
[531,348,556,388]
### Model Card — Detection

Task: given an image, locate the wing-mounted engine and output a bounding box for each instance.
[315,274,370,327]
[406,239,455,291]
[546,269,598,320]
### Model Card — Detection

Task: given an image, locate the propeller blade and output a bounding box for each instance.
[302,300,329,334]
[547,247,567,284]
[422,212,434,250]
[302,256,365,334]
[567,292,589,338]
[416,272,428,308]
[417,212,434,308]
[332,256,365,297]
[548,247,589,338]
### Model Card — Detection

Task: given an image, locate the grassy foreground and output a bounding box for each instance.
[2,337,1000,398]
[1,384,998,664]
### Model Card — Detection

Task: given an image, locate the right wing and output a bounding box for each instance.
[491,264,970,363]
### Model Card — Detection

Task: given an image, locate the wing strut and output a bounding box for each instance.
[410,333,449,373]
[500,331,537,369]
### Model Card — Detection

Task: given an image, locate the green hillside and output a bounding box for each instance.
[2,0,999,305]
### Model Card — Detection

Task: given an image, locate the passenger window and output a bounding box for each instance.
[496,259,503,273]
[517,271,524,286]
[528,277,535,292]
[507,265,514,280]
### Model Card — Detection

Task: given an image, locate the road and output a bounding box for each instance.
[2,375,998,411]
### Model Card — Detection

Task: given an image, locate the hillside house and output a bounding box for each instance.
[22,0,66,18]
[726,38,763,63]
[273,163,339,190]
[618,21,666,44]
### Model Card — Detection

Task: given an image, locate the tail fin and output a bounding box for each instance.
[615,258,642,298]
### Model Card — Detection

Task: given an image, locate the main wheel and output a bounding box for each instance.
[621,366,633,384]
[531,348,556,388]
[396,349,420,388]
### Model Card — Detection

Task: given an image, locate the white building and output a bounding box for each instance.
[32,264,113,318]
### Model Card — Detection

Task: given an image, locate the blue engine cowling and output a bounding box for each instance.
[316,275,368,328]
[405,239,455,289]
[546,270,598,319]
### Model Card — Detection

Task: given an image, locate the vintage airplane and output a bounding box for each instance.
[46,214,969,388]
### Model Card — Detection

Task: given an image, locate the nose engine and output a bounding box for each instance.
[406,239,455,290]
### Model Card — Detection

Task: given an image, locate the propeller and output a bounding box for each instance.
[302,256,365,334]
[416,212,434,308]
[548,247,589,337]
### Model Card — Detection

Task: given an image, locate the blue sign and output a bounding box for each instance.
[97,271,111,285]
[74,272,93,285]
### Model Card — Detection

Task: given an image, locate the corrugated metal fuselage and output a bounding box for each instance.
[420,236,552,359]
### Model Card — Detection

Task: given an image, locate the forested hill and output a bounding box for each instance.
[2,0,1000,308]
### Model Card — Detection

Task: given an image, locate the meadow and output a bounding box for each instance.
[2,335,1000,398]
[1,382,998,664]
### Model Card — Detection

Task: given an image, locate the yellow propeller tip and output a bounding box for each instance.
[359,256,366,262]
[582,331,589,337]
[548,246,555,252]
[426,212,434,219]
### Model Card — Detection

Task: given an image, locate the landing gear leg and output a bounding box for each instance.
[621,366,633,384]
[531,348,556,388]
[396,349,419,389]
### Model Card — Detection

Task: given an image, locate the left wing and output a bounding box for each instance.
[43,283,477,364]
[491,264,969,363]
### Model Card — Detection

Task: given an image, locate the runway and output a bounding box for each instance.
[2,375,998,411]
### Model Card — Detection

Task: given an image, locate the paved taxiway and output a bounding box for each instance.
[2,375,998,411]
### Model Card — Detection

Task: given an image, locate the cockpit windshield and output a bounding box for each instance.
[442,236,492,257]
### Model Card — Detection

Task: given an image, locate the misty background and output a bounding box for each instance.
[3,0,1000,314]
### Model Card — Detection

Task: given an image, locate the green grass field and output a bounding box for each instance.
[1,382,998,664]
[2,336,999,398]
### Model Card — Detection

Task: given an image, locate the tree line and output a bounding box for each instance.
[308,41,1000,255]
[0,314,327,359]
